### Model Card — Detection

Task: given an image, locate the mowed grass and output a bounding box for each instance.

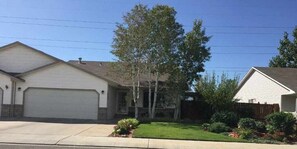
[133,122,246,142]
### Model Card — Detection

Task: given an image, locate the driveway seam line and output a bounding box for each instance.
[72,125,97,136]
[55,125,97,145]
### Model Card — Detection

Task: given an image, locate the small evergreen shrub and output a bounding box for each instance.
[210,111,239,127]
[238,118,256,130]
[208,122,231,133]
[255,121,266,133]
[114,118,139,135]
[125,118,140,129]
[265,112,296,136]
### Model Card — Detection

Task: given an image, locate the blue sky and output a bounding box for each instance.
[0,0,296,79]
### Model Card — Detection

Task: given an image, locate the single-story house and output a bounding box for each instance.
[0,41,168,120]
[234,67,297,115]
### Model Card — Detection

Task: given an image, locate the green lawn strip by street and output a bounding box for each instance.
[133,122,246,142]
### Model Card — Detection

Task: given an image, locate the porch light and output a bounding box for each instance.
[5,85,8,89]
[101,90,105,94]
[18,87,22,91]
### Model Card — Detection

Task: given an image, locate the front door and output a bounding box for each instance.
[117,92,128,114]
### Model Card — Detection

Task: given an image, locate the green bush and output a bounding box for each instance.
[210,111,239,127]
[125,118,139,129]
[113,125,130,135]
[265,112,296,136]
[114,118,139,135]
[208,122,231,133]
[238,118,256,130]
[236,128,255,139]
[255,121,266,133]
[201,123,210,130]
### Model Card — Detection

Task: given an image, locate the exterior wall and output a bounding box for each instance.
[0,45,55,73]
[107,85,117,119]
[0,73,12,105]
[281,95,297,113]
[235,71,291,105]
[15,63,109,108]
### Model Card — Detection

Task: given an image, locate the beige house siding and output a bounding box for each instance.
[235,71,292,105]
[15,63,109,108]
[0,45,55,73]
[0,73,12,105]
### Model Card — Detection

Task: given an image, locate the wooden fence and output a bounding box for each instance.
[181,100,280,120]
[234,102,280,120]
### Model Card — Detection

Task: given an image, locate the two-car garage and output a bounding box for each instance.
[24,88,99,120]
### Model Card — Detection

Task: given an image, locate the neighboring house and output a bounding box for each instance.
[234,67,297,115]
[0,41,167,120]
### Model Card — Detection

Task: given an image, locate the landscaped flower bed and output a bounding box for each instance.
[202,111,297,144]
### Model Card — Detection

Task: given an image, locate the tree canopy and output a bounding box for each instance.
[112,4,212,119]
[195,73,239,112]
[269,27,297,68]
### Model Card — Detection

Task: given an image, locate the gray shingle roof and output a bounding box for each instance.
[68,60,168,87]
[254,67,297,92]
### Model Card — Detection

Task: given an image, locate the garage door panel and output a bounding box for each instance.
[24,88,98,120]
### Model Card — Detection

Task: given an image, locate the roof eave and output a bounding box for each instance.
[0,71,25,82]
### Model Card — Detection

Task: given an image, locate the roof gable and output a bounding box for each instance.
[254,67,297,92]
[0,42,61,73]
[237,67,297,93]
[0,41,62,62]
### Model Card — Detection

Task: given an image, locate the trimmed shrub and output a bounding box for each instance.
[208,122,231,133]
[255,121,266,133]
[238,118,256,130]
[201,123,210,131]
[125,118,139,129]
[265,112,296,136]
[114,118,139,135]
[210,111,239,127]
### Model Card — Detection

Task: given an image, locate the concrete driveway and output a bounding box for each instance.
[0,120,115,144]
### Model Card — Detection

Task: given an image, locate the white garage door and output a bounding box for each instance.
[24,88,99,120]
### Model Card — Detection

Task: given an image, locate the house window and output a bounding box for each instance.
[143,92,165,108]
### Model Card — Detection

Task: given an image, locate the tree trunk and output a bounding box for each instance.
[148,66,152,118]
[132,64,138,119]
[174,95,181,120]
[136,66,140,119]
[152,71,159,119]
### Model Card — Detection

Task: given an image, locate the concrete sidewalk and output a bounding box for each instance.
[0,135,296,149]
[58,137,297,149]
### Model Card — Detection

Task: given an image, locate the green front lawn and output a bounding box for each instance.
[133,122,246,142]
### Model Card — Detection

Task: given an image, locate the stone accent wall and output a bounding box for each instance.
[13,105,24,117]
[1,104,24,118]
[98,108,107,120]
[1,104,11,117]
